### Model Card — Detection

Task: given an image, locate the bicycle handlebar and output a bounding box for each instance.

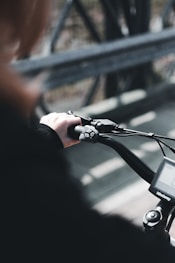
[68,123,155,183]
[67,111,175,245]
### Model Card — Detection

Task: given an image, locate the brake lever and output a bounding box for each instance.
[68,110,119,133]
[67,110,93,125]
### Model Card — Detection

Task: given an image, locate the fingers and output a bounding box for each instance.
[40,112,82,148]
[40,112,81,126]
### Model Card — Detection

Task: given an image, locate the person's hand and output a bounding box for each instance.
[40,112,81,148]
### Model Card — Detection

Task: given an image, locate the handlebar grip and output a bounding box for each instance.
[67,125,84,140]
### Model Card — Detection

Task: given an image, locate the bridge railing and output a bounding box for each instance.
[13,27,175,91]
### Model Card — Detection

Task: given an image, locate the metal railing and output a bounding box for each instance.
[11,0,175,113]
[13,27,175,90]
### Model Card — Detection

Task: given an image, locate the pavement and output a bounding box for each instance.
[64,82,175,229]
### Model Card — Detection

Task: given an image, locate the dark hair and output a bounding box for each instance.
[0,0,51,116]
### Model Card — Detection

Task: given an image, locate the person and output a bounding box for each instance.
[0,1,174,262]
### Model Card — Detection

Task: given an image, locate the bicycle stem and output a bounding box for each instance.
[143,200,174,243]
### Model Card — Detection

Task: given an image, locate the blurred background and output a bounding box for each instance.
[32,0,175,113]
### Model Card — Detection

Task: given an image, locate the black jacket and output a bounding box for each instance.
[0,102,174,262]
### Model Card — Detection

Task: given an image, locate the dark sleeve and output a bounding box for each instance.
[35,123,64,150]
